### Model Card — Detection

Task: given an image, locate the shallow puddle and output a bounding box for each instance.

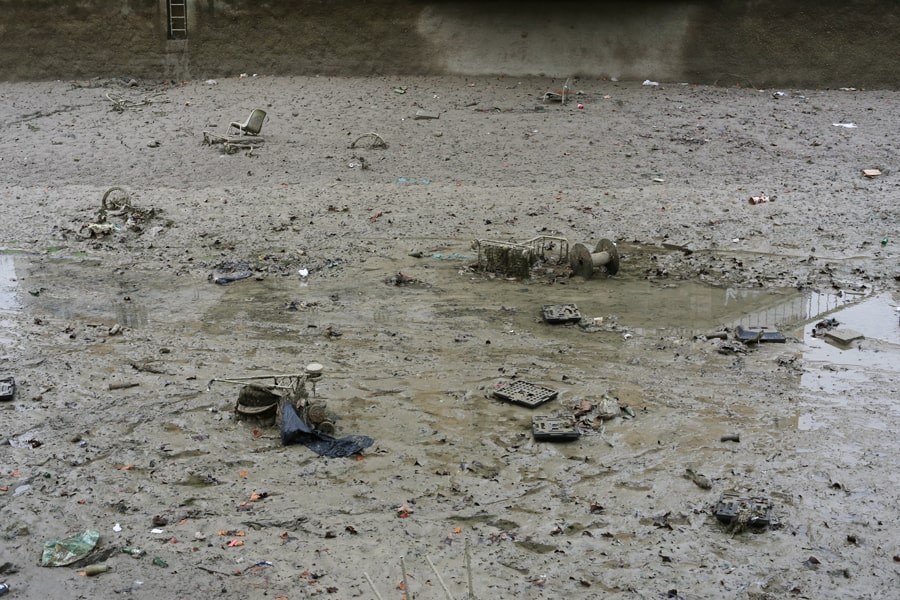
[799,292,900,389]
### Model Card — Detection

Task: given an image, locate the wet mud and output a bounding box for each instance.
[0,76,898,599]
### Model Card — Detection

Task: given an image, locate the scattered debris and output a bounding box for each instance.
[385,272,427,287]
[0,377,15,401]
[595,394,621,420]
[41,529,100,567]
[532,415,580,441]
[202,131,266,155]
[736,325,786,344]
[396,177,430,185]
[642,80,659,86]
[234,384,281,422]
[209,369,372,458]
[203,110,266,154]
[717,341,748,355]
[721,433,741,443]
[209,261,253,285]
[714,491,775,534]
[862,168,882,178]
[83,564,110,576]
[349,132,388,149]
[694,330,728,341]
[824,328,865,345]
[543,78,571,104]
[493,381,558,408]
[105,91,169,112]
[280,402,373,457]
[414,110,440,120]
[473,235,569,278]
[570,239,620,278]
[684,468,712,489]
[79,186,158,239]
[541,303,581,324]
[832,122,857,128]
[108,382,139,391]
[812,317,839,337]
[748,194,770,205]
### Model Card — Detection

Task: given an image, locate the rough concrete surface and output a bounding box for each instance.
[0,74,898,599]
[2,1,900,87]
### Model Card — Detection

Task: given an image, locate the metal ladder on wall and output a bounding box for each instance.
[168,0,187,39]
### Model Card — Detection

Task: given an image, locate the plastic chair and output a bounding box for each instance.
[229,109,267,135]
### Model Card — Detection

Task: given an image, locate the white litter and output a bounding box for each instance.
[298,268,309,278]
[832,122,857,128]
[642,80,659,87]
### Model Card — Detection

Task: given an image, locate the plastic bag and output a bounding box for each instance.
[41,529,100,566]
[280,403,373,458]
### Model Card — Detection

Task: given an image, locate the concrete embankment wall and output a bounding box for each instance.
[1,0,898,88]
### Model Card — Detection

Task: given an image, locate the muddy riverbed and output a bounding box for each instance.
[0,75,898,599]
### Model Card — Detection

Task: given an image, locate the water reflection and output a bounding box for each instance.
[624,284,863,336]
[800,292,900,392]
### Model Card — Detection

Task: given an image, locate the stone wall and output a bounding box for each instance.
[0,0,897,88]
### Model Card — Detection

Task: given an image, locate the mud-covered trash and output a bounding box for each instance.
[596,394,621,420]
[748,194,770,205]
[0,377,15,401]
[736,325,786,344]
[824,328,865,346]
[532,415,580,441]
[235,384,280,421]
[81,223,118,237]
[542,303,581,324]
[714,491,774,533]
[717,341,748,355]
[210,261,253,285]
[83,564,110,576]
[41,529,100,566]
[684,467,712,489]
[280,402,374,458]
[385,272,428,287]
[812,317,839,337]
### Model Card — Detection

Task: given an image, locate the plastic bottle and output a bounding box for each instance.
[0,583,9,595]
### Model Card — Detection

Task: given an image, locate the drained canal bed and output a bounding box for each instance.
[1,75,898,599]
[1,249,897,599]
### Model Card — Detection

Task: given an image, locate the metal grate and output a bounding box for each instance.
[493,381,558,408]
